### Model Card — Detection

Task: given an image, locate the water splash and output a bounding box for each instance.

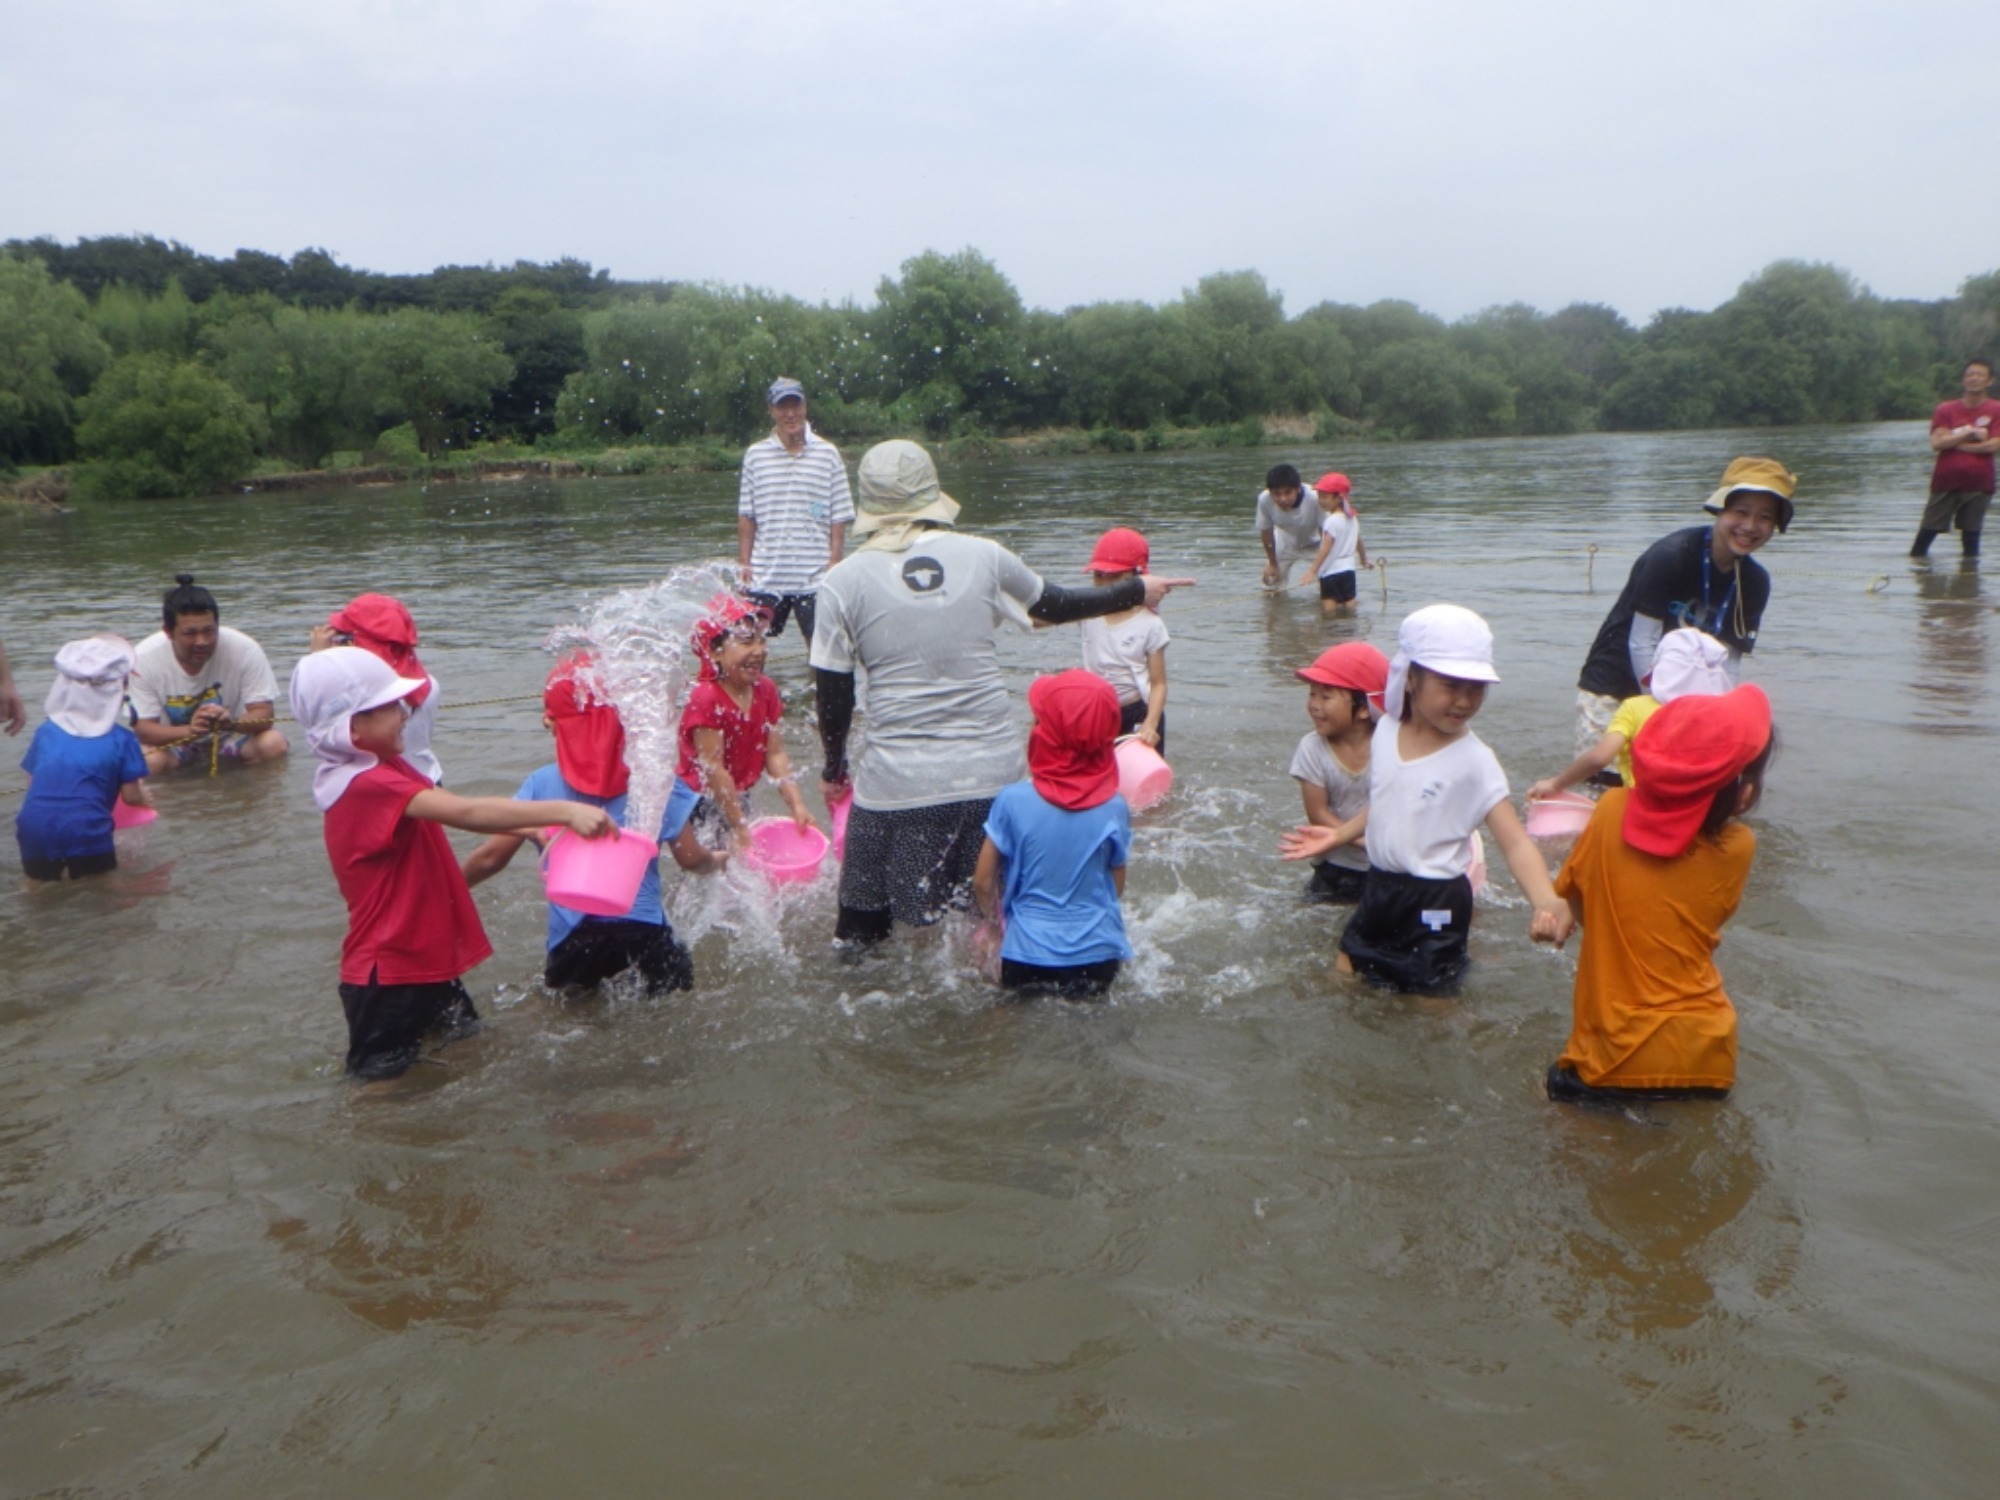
[547,562,741,839]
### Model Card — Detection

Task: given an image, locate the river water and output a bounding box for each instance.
[2,424,1994,1497]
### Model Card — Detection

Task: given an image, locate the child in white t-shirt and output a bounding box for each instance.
[1307,472,1368,617]
[1076,527,1170,755]
[1288,642,1389,903]
[1281,604,1571,992]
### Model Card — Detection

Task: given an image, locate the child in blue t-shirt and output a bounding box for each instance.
[462,655,725,995]
[16,636,152,882]
[971,669,1132,1000]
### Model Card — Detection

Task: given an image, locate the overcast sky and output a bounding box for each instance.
[4,0,1978,325]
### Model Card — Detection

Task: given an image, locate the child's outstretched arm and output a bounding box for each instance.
[462,831,530,888]
[408,789,616,841]
[1525,731,1625,801]
[666,820,727,875]
[1137,648,1167,747]
[1279,806,1367,862]
[691,727,749,843]
[762,725,816,832]
[1484,801,1573,947]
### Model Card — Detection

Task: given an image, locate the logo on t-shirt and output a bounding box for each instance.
[901,556,945,593]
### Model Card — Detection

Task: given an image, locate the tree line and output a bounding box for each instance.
[4,234,1997,500]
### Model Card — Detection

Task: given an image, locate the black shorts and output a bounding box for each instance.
[1117,698,1165,758]
[1304,860,1368,903]
[544,917,693,995]
[1318,570,1358,603]
[1338,867,1475,993]
[836,797,992,936]
[999,957,1122,1000]
[20,849,118,881]
[747,590,817,643]
[1545,1063,1729,1106]
[337,972,479,1080]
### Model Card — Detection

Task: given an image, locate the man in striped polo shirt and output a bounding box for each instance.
[736,376,857,646]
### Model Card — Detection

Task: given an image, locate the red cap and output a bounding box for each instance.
[1083,527,1150,574]
[1623,684,1772,857]
[1295,642,1390,711]
[1026,669,1121,811]
[544,654,629,799]
[690,593,773,682]
[1313,472,1352,497]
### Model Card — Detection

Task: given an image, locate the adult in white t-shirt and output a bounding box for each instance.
[129,575,289,773]
[1256,462,1323,587]
[811,441,1192,943]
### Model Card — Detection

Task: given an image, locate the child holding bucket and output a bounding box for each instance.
[1306,473,1367,617]
[1547,686,1773,1104]
[1288,642,1389,903]
[1076,527,1170,755]
[677,594,814,847]
[1279,604,1570,992]
[463,655,725,996]
[971,669,1132,1000]
[15,635,152,882]
[291,647,617,1081]
[1526,628,1733,800]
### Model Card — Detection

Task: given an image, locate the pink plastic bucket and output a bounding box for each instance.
[1524,791,1596,840]
[112,799,157,829]
[745,817,830,884]
[827,790,852,860]
[540,827,659,916]
[1114,736,1173,812]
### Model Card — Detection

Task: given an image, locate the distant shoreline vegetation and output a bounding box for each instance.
[3,235,1995,502]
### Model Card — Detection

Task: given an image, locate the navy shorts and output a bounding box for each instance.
[1318,570,1358,603]
[20,849,118,882]
[999,956,1122,1000]
[1117,698,1165,758]
[545,917,693,996]
[1338,867,1475,993]
[337,972,479,1080]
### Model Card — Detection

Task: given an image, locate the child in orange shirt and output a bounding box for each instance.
[1546,685,1773,1104]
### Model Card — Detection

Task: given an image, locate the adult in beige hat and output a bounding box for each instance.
[1570,456,1795,756]
[810,439,1193,944]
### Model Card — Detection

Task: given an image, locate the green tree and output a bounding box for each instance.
[204,301,375,467]
[355,309,514,454]
[872,249,1028,431]
[1702,261,1882,425]
[88,279,201,360]
[0,256,111,465]
[73,352,263,498]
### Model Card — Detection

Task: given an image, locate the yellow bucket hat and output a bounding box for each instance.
[1702,456,1798,533]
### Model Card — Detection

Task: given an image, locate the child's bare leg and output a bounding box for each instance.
[1335,951,1355,975]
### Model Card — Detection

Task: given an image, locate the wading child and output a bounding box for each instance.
[1547,685,1773,1104]
[1280,604,1570,992]
[1307,472,1368,616]
[292,647,616,1081]
[676,594,813,846]
[463,655,725,997]
[1077,527,1170,753]
[1527,628,1734,800]
[972,669,1132,1000]
[1289,642,1389,903]
[310,593,443,785]
[15,636,151,882]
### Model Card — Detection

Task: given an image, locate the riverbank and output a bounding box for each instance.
[1,413,1348,509]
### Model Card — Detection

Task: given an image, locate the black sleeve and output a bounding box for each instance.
[1026,574,1146,625]
[815,667,855,783]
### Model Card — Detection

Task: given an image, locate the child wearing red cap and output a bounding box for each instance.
[1306,473,1368,617]
[971,670,1133,1000]
[1547,685,1773,1103]
[463,655,726,998]
[1288,642,1389,902]
[1077,527,1170,754]
[310,593,442,784]
[676,595,814,845]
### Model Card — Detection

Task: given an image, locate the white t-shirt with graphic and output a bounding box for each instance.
[1079,610,1170,706]
[128,626,280,727]
[1361,718,1509,879]
[1289,730,1371,871]
[811,530,1045,811]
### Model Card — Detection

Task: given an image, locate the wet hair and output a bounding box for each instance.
[1397,664,1428,721]
[162,573,218,631]
[1697,733,1776,841]
[1346,688,1373,721]
[1967,358,1994,377]
[1266,463,1303,492]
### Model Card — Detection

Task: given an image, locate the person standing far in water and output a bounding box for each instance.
[0,634,27,736]
[1570,459,1795,757]
[130,574,290,775]
[811,439,1194,947]
[1256,463,1323,589]
[737,376,856,646]
[1911,358,1998,562]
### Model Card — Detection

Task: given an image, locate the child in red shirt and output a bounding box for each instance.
[292,647,615,1080]
[675,594,813,845]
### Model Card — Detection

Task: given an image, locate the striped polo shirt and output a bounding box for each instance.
[737,426,857,593]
